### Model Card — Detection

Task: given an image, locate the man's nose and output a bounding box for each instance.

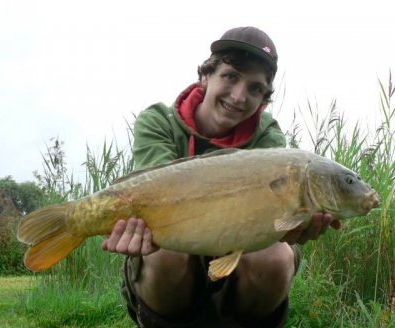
[230,83,247,103]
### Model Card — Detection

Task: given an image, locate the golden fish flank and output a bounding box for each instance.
[17,148,380,281]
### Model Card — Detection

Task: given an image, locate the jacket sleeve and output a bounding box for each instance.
[132,105,180,171]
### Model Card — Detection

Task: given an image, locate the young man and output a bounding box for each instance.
[102,26,340,328]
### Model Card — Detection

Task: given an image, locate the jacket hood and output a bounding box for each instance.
[175,83,265,155]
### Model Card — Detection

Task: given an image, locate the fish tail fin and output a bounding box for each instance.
[17,204,85,272]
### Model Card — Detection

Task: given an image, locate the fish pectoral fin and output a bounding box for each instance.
[208,250,243,282]
[274,212,308,232]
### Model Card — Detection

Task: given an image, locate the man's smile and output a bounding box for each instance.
[221,100,244,113]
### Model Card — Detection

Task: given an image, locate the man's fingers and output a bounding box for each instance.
[140,227,159,255]
[114,218,143,255]
[102,220,127,251]
[282,213,339,245]
[102,218,159,256]
[281,224,305,245]
[297,213,327,244]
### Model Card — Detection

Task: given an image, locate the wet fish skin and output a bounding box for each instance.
[17,148,380,279]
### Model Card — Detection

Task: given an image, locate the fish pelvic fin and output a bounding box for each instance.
[17,203,84,272]
[208,250,243,282]
[274,211,309,232]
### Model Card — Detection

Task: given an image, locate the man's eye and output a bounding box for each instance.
[250,85,263,94]
[223,73,237,81]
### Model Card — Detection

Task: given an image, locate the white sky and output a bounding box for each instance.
[1,0,394,183]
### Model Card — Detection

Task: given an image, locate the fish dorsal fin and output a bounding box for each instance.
[199,148,241,158]
[274,210,310,231]
[112,148,242,185]
[208,250,243,281]
[112,157,192,184]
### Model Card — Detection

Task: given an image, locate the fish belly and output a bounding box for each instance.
[143,188,289,256]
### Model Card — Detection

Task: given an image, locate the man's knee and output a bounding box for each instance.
[233,243,296,317]
[132,251,202,318]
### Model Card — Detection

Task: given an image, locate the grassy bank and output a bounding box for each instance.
[0,274,134,328]
[0,276,34,327]
[2,271,395,327]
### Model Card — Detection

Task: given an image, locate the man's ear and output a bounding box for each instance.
[200,75,208,88]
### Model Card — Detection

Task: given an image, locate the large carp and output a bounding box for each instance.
[17,148,380,281]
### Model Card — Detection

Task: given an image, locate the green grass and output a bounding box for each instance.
[0,275,135,328]
[0,276,34,327]
[24,284,130,327]
[286,258,395,327]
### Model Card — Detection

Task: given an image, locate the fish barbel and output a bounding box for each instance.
[17,148,380,280]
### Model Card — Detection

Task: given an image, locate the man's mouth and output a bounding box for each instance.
[221,100,243,113]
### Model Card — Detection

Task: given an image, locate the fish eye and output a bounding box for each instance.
[345,175,355,185]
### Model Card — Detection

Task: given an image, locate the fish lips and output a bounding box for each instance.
[362,191,380,213]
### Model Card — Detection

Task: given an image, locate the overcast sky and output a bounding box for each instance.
[1,0,394,183]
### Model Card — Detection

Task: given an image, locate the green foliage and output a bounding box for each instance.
[286,261,395,328]
[0,176,44,215]
[0,275,135,327]
[1,133,135,326]
[33,137,69,196]
[27,136,130,288]
[21,277,133,327]
[0,176,43,275]
[284,71,395,326]
[286,260,344,327]
[0,218,29,275]
[84,139,133,194]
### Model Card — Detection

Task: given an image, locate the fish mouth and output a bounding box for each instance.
[362,191,380,213]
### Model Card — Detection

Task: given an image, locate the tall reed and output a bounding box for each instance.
[294,72,395,306]
[35,136,134,292]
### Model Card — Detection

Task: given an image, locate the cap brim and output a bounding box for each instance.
[211,40,277,73]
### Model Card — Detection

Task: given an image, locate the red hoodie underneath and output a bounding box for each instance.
[176,84,265,156]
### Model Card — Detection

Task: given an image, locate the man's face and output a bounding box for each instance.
[200,62,270,131]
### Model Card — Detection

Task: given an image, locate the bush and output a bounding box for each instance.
[0,216,29,275]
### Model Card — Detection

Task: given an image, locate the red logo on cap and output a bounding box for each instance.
[262,46,271,53]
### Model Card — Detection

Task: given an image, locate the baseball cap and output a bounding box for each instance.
[210,26,278,74]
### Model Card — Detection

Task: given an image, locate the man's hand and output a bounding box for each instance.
[281,213,341,245]
[101,217,159,256]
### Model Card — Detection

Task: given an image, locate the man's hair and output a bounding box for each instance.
[197,49,275,103]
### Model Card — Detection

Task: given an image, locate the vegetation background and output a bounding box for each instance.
[1,74,395,327]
